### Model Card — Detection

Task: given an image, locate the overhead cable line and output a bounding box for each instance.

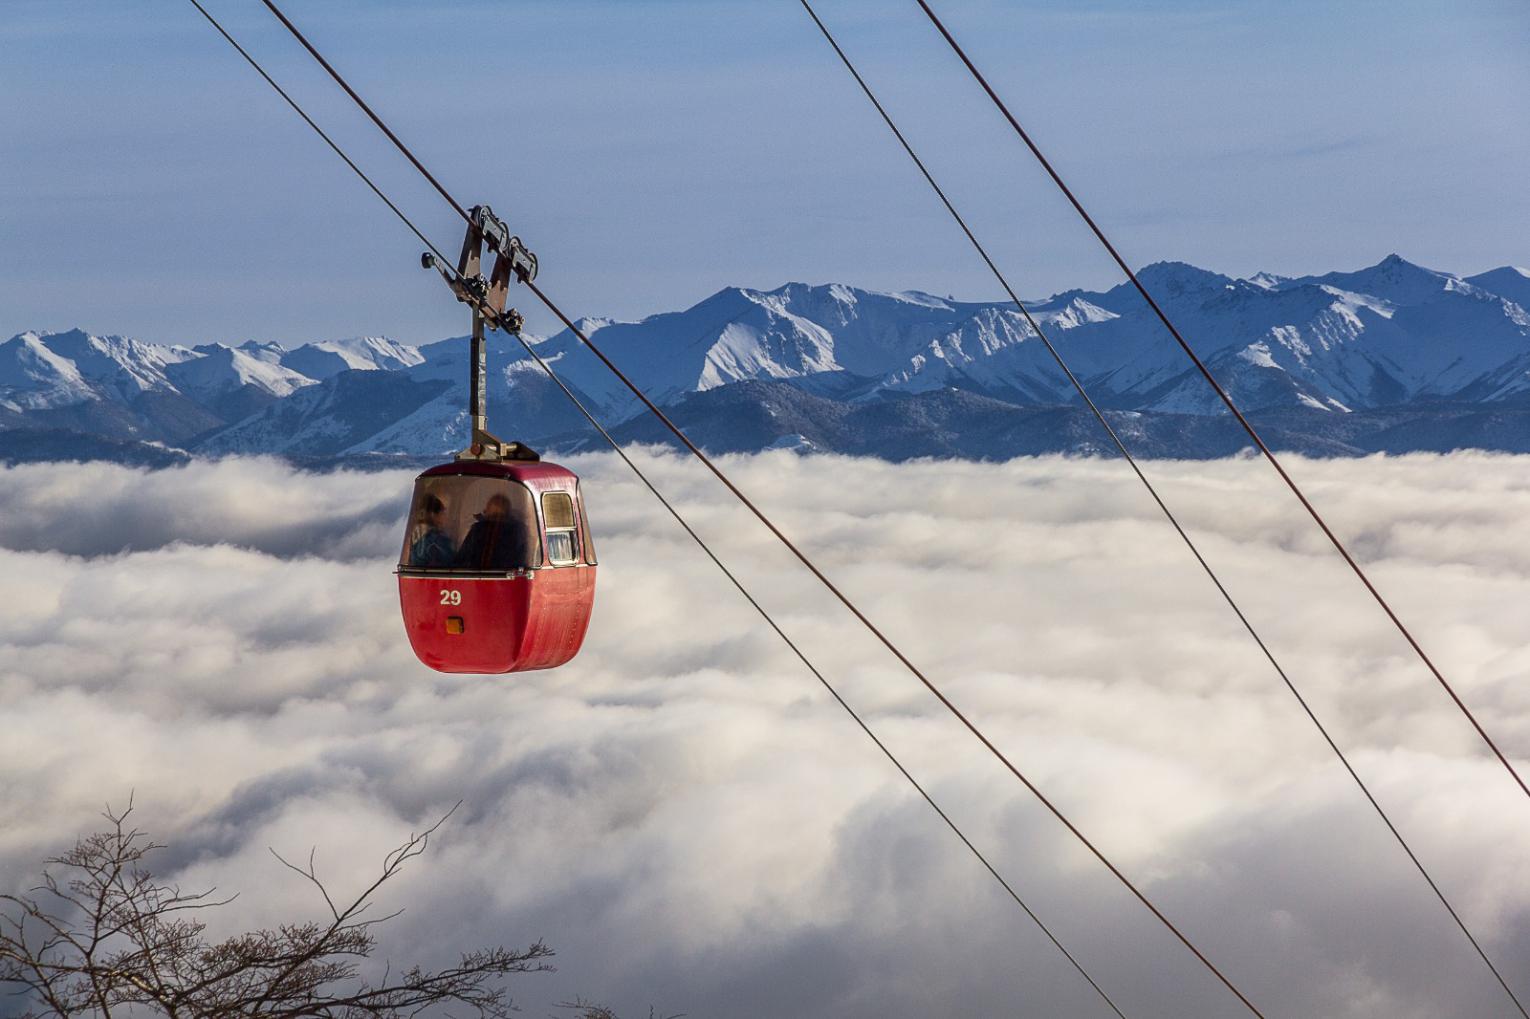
[213,1,1528,1012]
[794,2,1529,1013]
[254,0,473,227]
[189,0,1523,1013]
[182,3,1131,1015]
[217,0,1426,1013]
[183,0,456,273]
[526,141,1278,1019]
[910,0,1530,804]
[207,0,1256,1011]
[500,337,1134,1019]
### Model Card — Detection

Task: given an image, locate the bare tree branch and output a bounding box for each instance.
[0,804,557,1019]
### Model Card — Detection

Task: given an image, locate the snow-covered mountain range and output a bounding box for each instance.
[6,255,1530,463]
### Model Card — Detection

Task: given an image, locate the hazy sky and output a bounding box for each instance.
[2,452,1528,1017]
[3,0,1527,345]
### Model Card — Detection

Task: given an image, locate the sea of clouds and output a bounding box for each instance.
[2,450,1528,1018]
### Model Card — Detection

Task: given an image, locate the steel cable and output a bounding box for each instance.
[183,3,1131,1014]
[234,0,1272,1011]
[196,2,1526,1013]
[184,0,457,273]
[795,2,1528,1012]
[910,0,1530,805]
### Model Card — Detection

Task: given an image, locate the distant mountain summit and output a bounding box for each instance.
[1465,265,1530,311]
[6,255,1530,464]
[277,336,425,379]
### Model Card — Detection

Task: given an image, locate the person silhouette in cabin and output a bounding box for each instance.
[408,493,456,567]
[454,491,529,571]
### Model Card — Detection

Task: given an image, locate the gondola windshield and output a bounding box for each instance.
[400,476,540,572]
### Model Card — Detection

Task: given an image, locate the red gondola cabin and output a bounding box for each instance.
[397,459,596,673]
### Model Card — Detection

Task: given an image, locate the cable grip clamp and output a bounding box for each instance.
[421,204,536,334]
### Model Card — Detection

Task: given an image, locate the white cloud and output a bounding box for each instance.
[1,451,1528,1017]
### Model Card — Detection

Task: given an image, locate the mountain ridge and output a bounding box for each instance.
[5,254,1529,464]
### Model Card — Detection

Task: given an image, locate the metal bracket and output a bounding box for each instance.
[420,205,541,463]
[468,203,538,286]
[422,204,536,333]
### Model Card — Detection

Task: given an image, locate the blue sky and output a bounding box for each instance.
[3,0,1527,345]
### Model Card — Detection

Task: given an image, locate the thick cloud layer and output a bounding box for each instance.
[1,452,1528,1018]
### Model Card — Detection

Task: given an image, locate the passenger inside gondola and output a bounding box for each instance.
[454,492,530,570]
[408,494,456,567]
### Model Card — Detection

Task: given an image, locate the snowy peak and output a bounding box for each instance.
[570,316,617,336]
[8,254,1530,461]
[1244,271,1290,291]
[234,339,289,365]
[531,281,980,408]
[35,328,197,395]
[165,343,316,400]
[0,328,419,437]
[0,328,200,410]
[1292,254,1463,307]
[1034,295,1118,329]
[491,260,1530,423]
[1466,266,1530,312]
[279,336,424,379]
[1123,261,1235,300]
[0,332,93,410]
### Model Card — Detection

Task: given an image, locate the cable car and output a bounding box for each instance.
[396,204,595,674]
[398,455,596,673]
